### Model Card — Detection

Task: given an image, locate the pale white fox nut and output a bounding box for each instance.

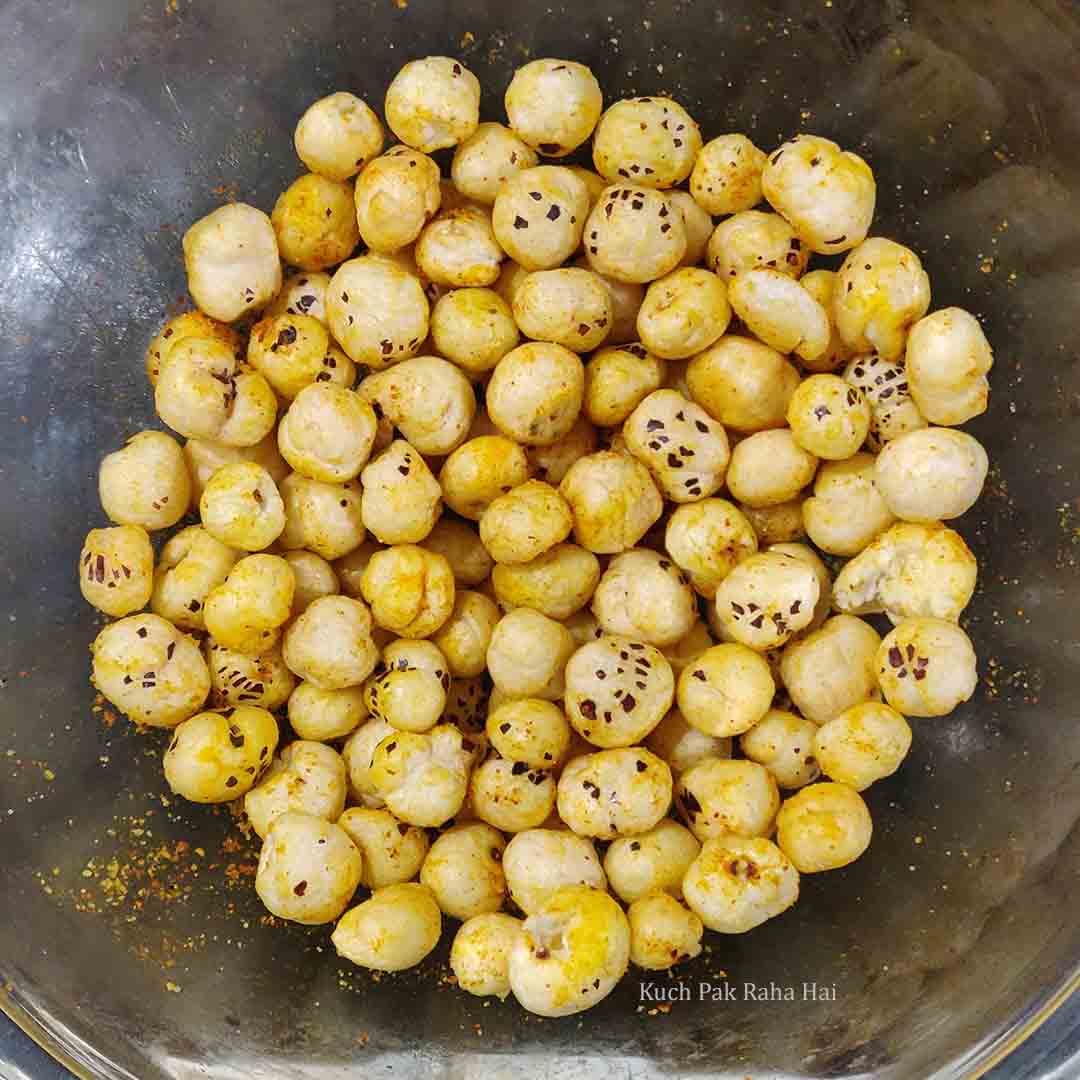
[246,312,331,401]
[492,166,589,271]
[513,268,613,353]
[592,97,702,189]
[183,435,288,505]
[152,526,239,631]
[740,709,822,789]
[360,440,442,545]
[905,307,993,425]
[873,427,988,522]
[204,554,295,655]
[564,635,675,748]
[591,550,697,648]
[199,462,285,552]
[842,353,926,449]
[288,682,367,742]
[690,134,767,215]
[636,268,731,360]
[385,56,480,152]
[834,238,931,361]
[877,617,977,717]
[776,782,872,872]
[368,724,472,827]
[182,203,281,322]
[91,614,209,728]
[557,749,672,839]
[207,640,295,712]
[780,614,881,725]
[244,740,347,839]
[787,374,871,460]
[727,429,817,509]
[277,384,376,483]
[676,758,780,842]
[451,123,539,203]
[79,525,153,617]
[832,521,977,624]
[706,210,809,281]
[431,288,520,377]
[503,829,606,914]
[338,807,430,889]
[583,185,687,284]
[271,173,359,272]
[508,885,629,1017]
[332,883,442,972]
[415,207,504,288]
[762,134,876,254]
[282,595,379,690]
[584,344,666,427]
[430,591,501,679]
[670,191,714,268]
[665,499,758,599]
[803,454,896,557]
[528,415,598,486]
[628,892,703,970]
[728,269,831,366]
[603,819,700,903]
[420,822,506,919]
[644,709,732,776]
[295,92,383,181]
[687,336,800,434]
[677,643,775,738]
[99,431,190,530]
[487,699,572,770]
[623,388,730,503]
[282,550,340,617]
[363,639,450,733]
[266,271,331,324]
[479,481,574,565]
[327,255,430,370]
[164,705,279,803]
[486,342,585,447]
[814,701,912,791]
[712,550,821,651]
[769,542,832,631]
[469,756,557,833]
[255,811,362,924]
[354,147,441,255]
[487,608,576,701]
[360,544,455,639]
[505,60,603,157]
[682,835,799,933]
[279,473,366,561]
[451,913,524,999]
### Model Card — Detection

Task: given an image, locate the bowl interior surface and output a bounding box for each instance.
[1,1,1079,1077]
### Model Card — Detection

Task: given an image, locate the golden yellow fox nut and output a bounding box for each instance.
[165,705,279,803]
[79,525,153,617]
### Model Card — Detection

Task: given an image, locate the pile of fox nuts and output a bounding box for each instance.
[80,55,990,1017]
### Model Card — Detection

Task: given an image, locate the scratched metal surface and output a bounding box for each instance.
[0,0,1078,1078]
